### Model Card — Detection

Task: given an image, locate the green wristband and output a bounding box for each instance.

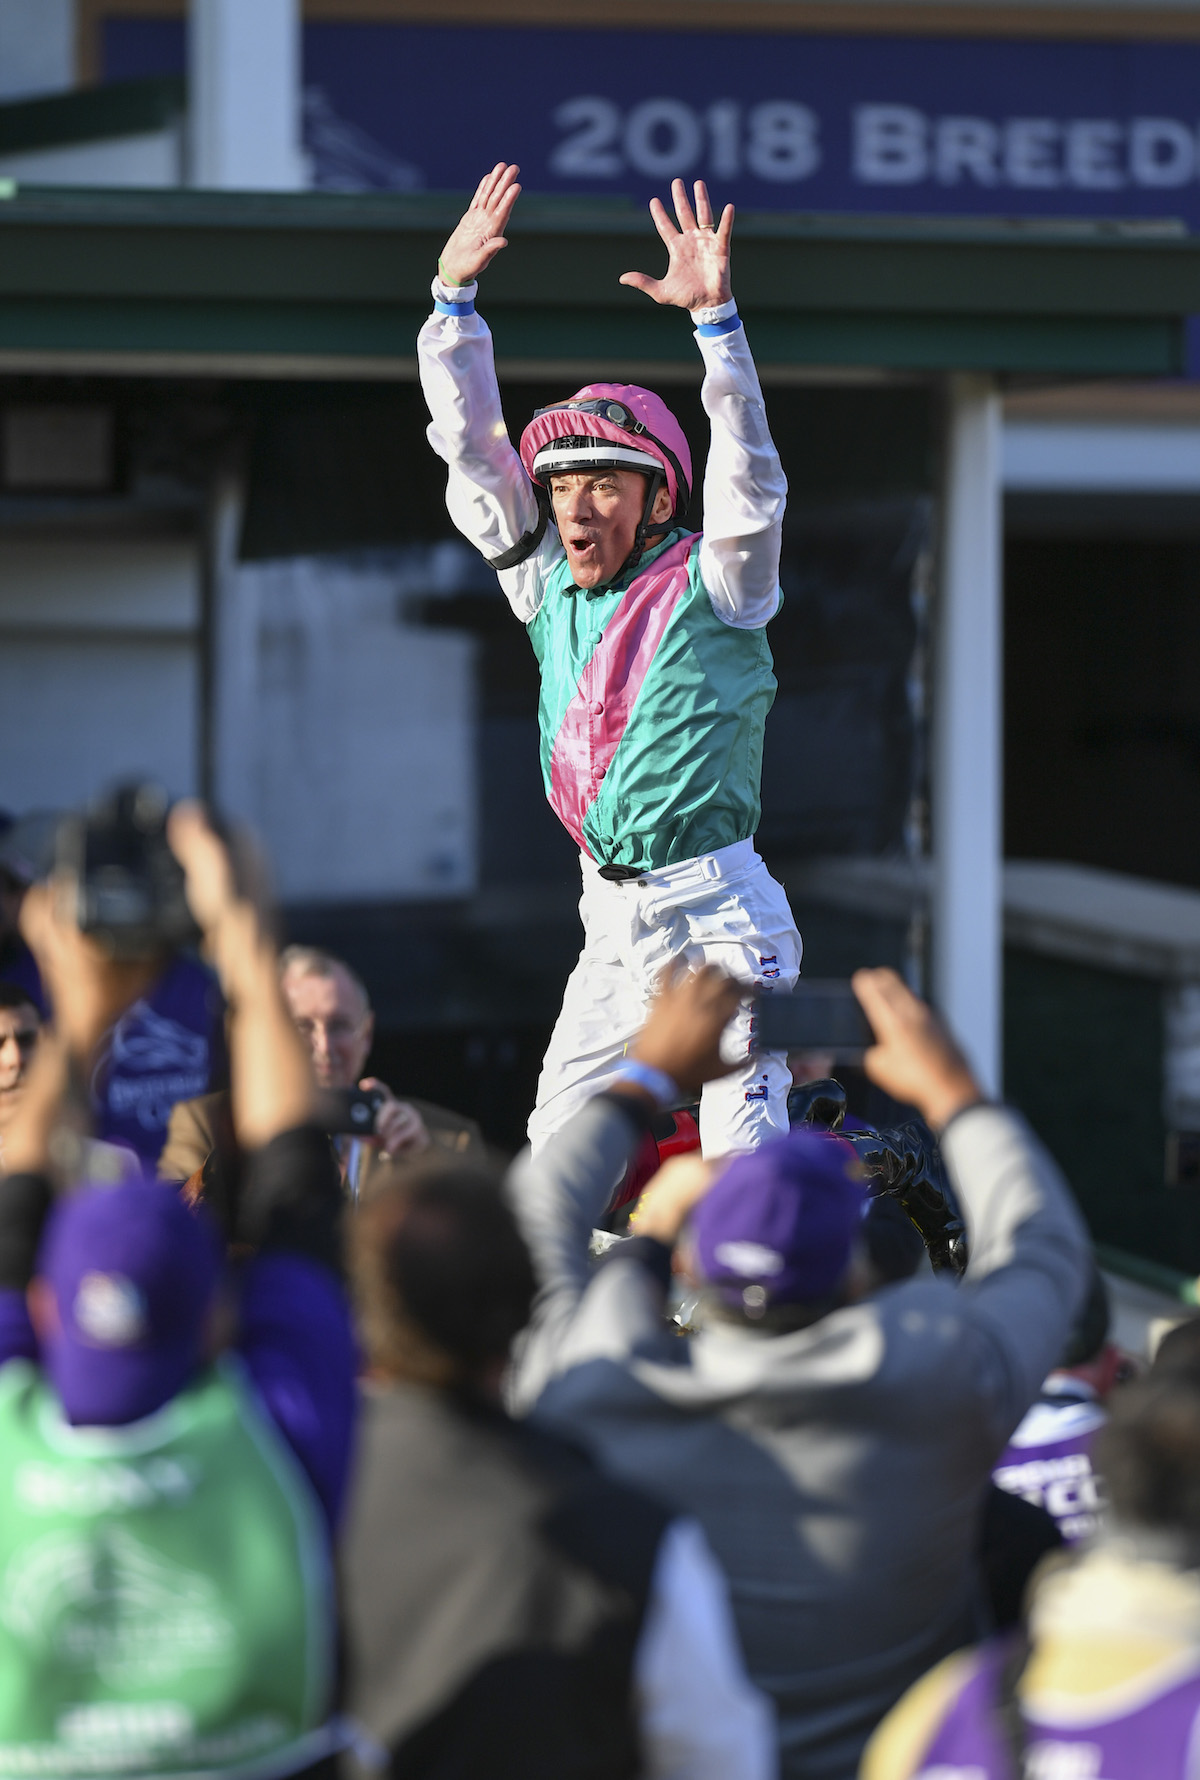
[438,257,470,288]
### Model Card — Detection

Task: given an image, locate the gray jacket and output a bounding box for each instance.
[508,1097,1092,1780]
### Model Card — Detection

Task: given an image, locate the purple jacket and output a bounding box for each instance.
[993,1378,1106,1545]
[917,1638,1200,1779]
[90,953,227,1168]
[0,950,227,1169]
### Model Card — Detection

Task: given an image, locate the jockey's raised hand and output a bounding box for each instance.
[620,177,734,312]
[438,161,522,286]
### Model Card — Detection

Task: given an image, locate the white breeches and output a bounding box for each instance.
[527,839,802,1159]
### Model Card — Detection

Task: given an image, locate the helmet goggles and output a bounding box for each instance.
[527,397,691,516]
[533,396,647,430]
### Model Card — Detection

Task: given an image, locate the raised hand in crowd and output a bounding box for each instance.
[613,963,753,1241]
[623,966,985,1244]
[627,1152,716,1246]
[167,802,315,1151]
[617,960,746,1102]
[20,883,159,1065]
[851,966,983,1132]
[1,883,162,1179]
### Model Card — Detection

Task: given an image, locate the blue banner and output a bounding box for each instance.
[106,17,1200,226]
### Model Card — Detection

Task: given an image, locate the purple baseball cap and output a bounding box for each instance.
[37,1177,221,1427]
[692,1129,867,1313]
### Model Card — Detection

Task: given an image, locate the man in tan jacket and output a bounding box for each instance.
[159,945,482,1193]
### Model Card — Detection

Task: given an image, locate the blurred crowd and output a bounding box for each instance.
[0,798,1195,1780]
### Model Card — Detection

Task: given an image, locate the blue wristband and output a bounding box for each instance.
[696,312,743,338]
[615,1060,683,1110]
[434,296,475,316]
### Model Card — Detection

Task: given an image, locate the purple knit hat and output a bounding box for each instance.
[37,1177,221,1427]
[692,1129,867,1312]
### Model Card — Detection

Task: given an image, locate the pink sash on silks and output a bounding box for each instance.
[548,535,695,856]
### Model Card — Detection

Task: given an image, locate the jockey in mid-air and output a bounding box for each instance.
[419,161,802,1157]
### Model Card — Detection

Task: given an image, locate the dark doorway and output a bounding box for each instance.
[1003,517,1200,1267]
[1006,531,1200,890]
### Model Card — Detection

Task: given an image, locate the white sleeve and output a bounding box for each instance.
[416,276,562,623]
[635,1518,778,1780]
[695,319,787,631]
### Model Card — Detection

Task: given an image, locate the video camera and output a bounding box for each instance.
[55,782,199,962]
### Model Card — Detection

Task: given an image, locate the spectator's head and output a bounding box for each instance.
[29,1178,222,1426]
[280,945,373,1090]
[1096,1372,1200,1555]
[0,982,40,1135]
[352,1159,536,1394]
[690,1130,869,1331]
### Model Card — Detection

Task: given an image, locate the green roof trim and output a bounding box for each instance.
[0,77,185,158]
[1096,1242,1200,1307]
[0,298,1176,377]
[0,185,1194,375]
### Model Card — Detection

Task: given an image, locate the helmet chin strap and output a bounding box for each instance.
[609,471,670,588]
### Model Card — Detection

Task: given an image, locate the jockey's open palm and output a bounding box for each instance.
[621,178,734,311]
[439,162,522,285]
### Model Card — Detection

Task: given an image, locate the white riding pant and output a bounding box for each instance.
[527,839,802,1158]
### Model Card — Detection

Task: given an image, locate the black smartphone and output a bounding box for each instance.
[319,1087,385,1136]
[752,979,873,1054]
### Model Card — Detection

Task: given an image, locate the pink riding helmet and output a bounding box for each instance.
[518,383,693,519]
